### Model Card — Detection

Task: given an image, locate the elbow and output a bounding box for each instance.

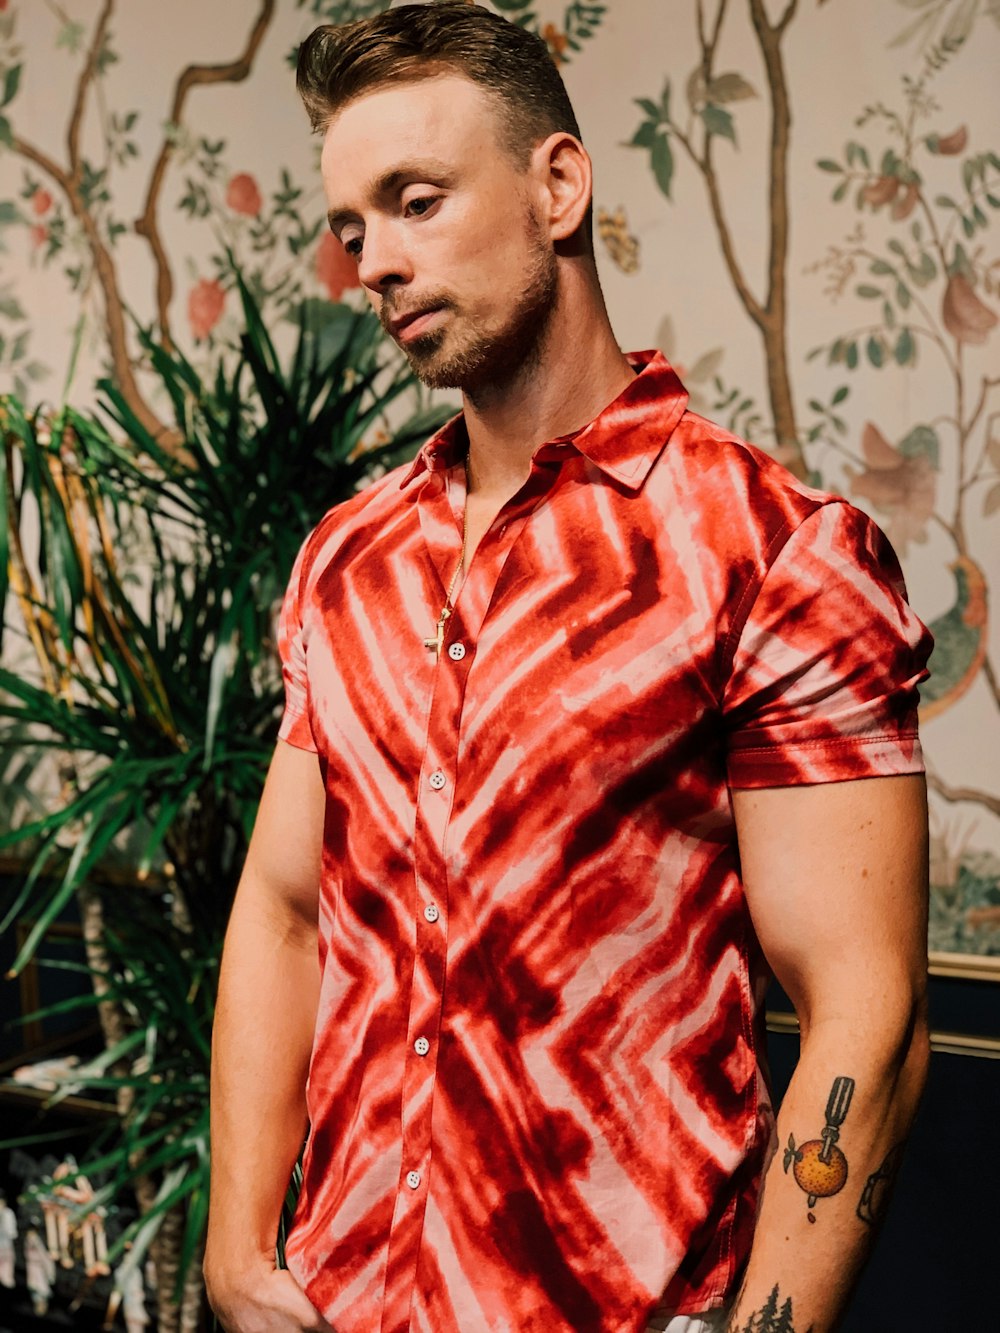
[895,986,931,1117]
[802,972,931,1119]
[866,978,930,1124]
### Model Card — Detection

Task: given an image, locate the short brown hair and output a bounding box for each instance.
[295,1,583,165]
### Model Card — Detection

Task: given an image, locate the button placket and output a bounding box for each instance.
[379,461,531,1323]
[385,476,547,1314]
[393,655,464,1264]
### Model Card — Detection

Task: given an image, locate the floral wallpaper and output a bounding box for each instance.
[0,0,998,969]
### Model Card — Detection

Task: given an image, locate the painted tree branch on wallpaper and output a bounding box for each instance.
[0,0,278,452]
[806,58,1000,953]
[4,0,160,430]
[135,0,276,354]
[795,10,1000,957]
[928,770,1000,819]
[624,0,1000,960]
[628,0,806,478]
[809,94,998,690]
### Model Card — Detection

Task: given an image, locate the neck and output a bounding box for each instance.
[460,278,635,501]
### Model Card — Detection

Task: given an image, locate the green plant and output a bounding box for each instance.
[0,275,451,1330]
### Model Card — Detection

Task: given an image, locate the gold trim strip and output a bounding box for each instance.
[928,951,1000,982]
[765,1010,1000,1060]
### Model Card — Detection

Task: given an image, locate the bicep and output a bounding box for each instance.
[236,739,326,939]
[732,774,929,1031]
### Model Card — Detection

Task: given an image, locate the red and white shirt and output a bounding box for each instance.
[277,351,931,1333]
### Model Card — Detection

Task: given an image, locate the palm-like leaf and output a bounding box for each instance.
[0,277,452,1300]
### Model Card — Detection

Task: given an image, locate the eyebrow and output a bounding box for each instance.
[326,159,456,232]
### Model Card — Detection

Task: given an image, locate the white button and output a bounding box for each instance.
[414,1037,430,1056]
[406,1170,421,1190]
[429,770,446,790]
[423,903,440,923]
[447,642,466,661]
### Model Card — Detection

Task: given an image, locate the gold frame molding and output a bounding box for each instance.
[928,949,1000,983]
[766,1009,1000,1061]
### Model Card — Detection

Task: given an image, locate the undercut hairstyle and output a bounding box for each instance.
[295,1,583,167]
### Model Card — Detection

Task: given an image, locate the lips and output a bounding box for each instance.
[389,306,444,341]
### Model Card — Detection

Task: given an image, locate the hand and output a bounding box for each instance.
[206,1263,336,1333]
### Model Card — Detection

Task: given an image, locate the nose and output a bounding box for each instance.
[356,218,413,295]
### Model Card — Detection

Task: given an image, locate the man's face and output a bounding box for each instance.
[321,74,558,391]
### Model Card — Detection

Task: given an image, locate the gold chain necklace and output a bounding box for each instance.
[423,454,470,658]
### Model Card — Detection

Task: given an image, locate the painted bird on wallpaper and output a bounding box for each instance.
[919,555,988,722]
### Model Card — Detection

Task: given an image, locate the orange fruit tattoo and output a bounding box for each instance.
[791,1139,848,1198]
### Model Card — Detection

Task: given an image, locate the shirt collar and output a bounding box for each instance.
[398,350,688,493]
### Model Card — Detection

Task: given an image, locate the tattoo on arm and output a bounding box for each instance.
[727,1284,814,1333]
[731,1090,899,1332]
[782,1075,855,1223]
[857,1141,905,1228]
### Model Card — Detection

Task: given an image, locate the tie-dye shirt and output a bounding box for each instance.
[276,351,931,1333]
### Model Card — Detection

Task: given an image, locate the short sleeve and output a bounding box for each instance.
[723,500,933,788]
[276,535,319,753]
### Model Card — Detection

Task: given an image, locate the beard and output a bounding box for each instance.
[381,217,558,397]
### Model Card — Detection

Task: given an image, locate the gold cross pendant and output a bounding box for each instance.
[424,605,452,657]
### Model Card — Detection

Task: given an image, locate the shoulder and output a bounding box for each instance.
[666,410,830,525]
[658,409,885,579]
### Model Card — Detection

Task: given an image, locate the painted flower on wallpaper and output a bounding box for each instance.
[597,206,640,274]
[188,277,225,341]
[225,172,263,218]
[942,273,998,345]
[930,125,968,155]
[542,24,570,66]
[861,175,900,208]
[31,187,53,216]
[316,230,362,302]
[890,181,919,221]
[29,224,48,249]
[859,175,920,222]
[844,422,936,556]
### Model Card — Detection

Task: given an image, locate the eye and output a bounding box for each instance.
[341,233,363,258]
[404,195,437,218]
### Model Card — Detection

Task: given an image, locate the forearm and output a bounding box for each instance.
[727,1005,928,1332]
[206,883,320,1279]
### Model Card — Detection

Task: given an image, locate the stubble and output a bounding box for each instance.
[389,214,559,401]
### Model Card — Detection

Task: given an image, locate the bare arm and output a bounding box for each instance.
[205,739,333,1332]
[726,773,930,1332]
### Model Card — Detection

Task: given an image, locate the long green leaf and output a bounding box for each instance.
[0,417,10,654]
[9,792,137,974]
[3,266,441,1306]
[106,1163,192,1277]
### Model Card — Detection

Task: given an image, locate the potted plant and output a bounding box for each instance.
[0,275,451,1331]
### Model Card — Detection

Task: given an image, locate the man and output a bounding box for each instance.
[204,5,933,1332]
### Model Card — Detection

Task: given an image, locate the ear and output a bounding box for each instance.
[532,132,592,243]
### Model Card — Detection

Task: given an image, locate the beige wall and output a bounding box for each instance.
[1,0,998,963]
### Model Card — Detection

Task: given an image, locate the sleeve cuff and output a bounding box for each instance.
[726,730,925,789]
